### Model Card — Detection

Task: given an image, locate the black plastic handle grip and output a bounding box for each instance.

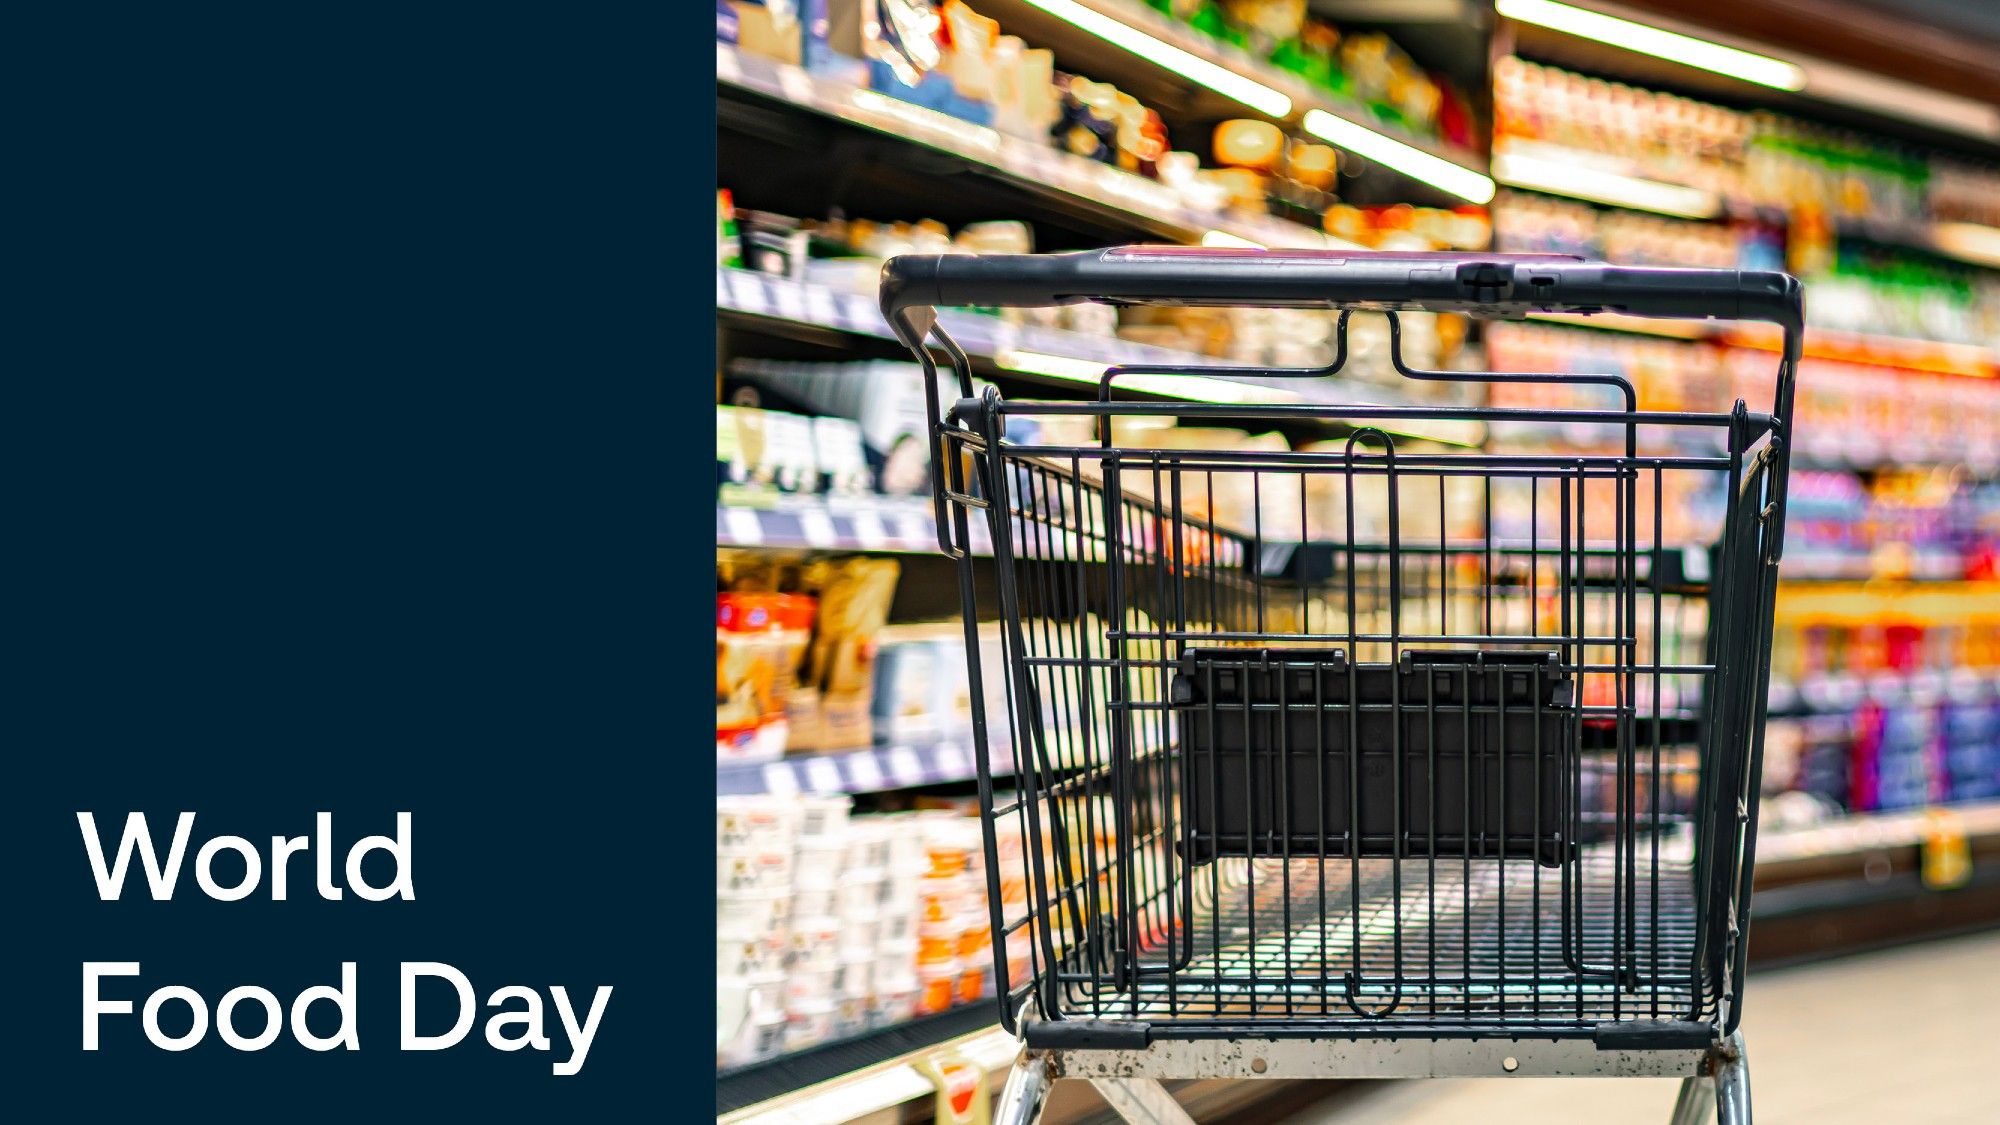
[880,247,1801,330]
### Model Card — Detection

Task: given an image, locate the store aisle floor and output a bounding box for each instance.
[1275,928,2000,1125]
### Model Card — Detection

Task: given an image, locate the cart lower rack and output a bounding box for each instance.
[885,248,1799,1125]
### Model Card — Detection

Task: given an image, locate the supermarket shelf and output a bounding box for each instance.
[718,495,1989,593]
[717,43,1337,252]
[978,0,1487,172]
[718,1008,1011,1120]
[1522,309,2000,377]
[1497,139,2000,273]
[1755,799,2000,867]
[718,267,1484,445]
[717,495,988,555]
[1729,321,2000,377]
[1749,799,2000,961]
[718,266,1257,380]
[717,732,1003,798]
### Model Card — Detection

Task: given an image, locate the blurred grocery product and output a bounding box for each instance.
[718,592,820,762]
[717,795,1037,1067]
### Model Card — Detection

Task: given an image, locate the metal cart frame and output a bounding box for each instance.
[884,248,1800,1125]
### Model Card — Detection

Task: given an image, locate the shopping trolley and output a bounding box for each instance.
[882,248,1799,1125]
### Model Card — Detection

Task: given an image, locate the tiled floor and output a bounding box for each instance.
[1277,928,2000,1125]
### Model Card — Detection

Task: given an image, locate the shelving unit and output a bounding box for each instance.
[717,732,996,798]
[973,0,1490,195]
[719,42,1341,250]
[715,3,2000,1119]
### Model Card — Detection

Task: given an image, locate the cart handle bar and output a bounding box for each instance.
[881,247,1802,331]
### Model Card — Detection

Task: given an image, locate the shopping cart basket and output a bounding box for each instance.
[883,248,1799,1125]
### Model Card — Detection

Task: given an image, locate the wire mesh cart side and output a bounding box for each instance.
[883,248,1801,1125]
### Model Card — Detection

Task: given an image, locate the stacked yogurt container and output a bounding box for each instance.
[716,795,798,1065]
[718,795,1049,1068]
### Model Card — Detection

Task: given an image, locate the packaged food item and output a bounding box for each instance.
[717,795,799,850]
[915,959,960,1015]
[790,883,836,919]
[717,592,819,762]
[729,0,804,64]
[795,557,901,749]
[874,975,921,1025]
[797,794,852,839]
[717,932,785,978]
[793,834,848,890]
[836,948,876,999]
[955,961,986,1005]
[717,887,793,935]
[836,871,884,916]
[717,847,793,894]
[917,917,961,964]
[786,963,841,1008]
[785,997,838,1050]
[718,991,788,1068]
[830,993,871,1039]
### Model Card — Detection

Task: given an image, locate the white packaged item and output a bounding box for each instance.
[813,415,872,495]
[752,409,819,494]
[793,835,848,890]
[789,884,836,919]
[829,993,870,1040]
[881,812,929,871]
[727,358,959,496]
[882,867,925,912]
[871,636,941,742]
[788,915,843,970]
[716,978,750,1057]
[745,970,787,1018]
[842,817,891,870]
[877,937,919,979]
[716,932,784,978]
[800,256,883,296]
[716,887,791,933]
[796,794,852,838]
[835,872,884,918]
[784,998,836,1050]
[836,949,876,998]
[716,795,799,851]
[716,847,793,894]
[786,965,840,1007]
[878,908,918,945]
[873,976,920,1025]
[842,915,881,951]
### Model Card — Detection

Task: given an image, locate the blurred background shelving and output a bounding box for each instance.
[712,2,2000,1120]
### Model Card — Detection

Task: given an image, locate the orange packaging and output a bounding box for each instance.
[716,593,818,761]
[955,963,986,1004]
[918,876,964,923]
[917,926,959,965]
[916,961,960,1015]
[956,920,990,961]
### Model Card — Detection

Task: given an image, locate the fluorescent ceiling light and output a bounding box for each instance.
[1301,109,1496,204]
[1020,0,1293,117]
[1492,151,1719,219]
[1496,0,1805,91]
[1200,229,1264,249]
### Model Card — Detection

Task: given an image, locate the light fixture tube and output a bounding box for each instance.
[1020,0,1293,117]
[1492,151,1720,219]
[1302,109,1497,205]
[1496,0,1805,91]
